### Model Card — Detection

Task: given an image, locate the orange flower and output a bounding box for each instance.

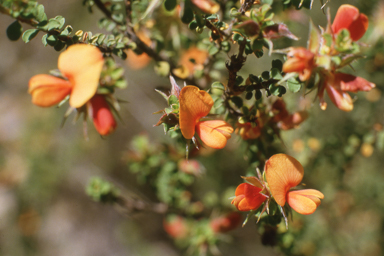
[272,99,308,130]
[318,72,375,112]
[265,154,324,215]
[179,86,233,149]
[90,95,117,136]
[282,47,315,81]
[231,177,267,212]
[332,4,368,41]
[29,44,104,108]
[210,212,241,233]
[179,47,208,76]
[163,215,188,239]
[126,32,152,70]
[236,122,262,140]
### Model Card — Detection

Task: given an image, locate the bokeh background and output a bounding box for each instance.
[0,0,384,255]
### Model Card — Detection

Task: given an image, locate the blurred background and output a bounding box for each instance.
[0,0,384,255]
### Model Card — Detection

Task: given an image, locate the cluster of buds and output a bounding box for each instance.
[282,4,375,112]
[28,44,119,136]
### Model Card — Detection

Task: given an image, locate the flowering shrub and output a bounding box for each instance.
[2,0,384,255]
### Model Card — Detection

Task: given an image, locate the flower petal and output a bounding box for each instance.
[325,83,353,112]
[265,154,304,206]
[335,73,375,93]
[90,95,117,136]
[287,189,324,215]
[232,183,267,212]
[195,120,233,149]
[58,44,104,108]
[179,86,214,139]
[332,4,368,41]
[28,74,72,107]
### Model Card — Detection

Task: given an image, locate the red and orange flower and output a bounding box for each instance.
[29,44,104,108]
[179,86,233,149]
[232,154,324,216]
[331,4,369,41]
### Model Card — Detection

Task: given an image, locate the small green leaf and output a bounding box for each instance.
[36,4,47,22]
[181,2,194,24]
[287,78,301,93]
[6,21,23,41]
[270,68,283,80]
[155,61,170,77]
[22,29,39,43]
[270,85,286,97]
[211,81,225,90]
[46,35,58,46]
[115,79,128,89]
[271,59,283,72]
[42,34,48,46]
[111,67,124,80]
[54,40,66,51]
[60,25,73,37]
[164,0,177,11]
[168,95,179,106]
[230,96,243,108]
[208,44,219,55]
[245,92,253,100]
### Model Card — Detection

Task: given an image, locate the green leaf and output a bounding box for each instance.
[53,16,66,29]
[164,0,177,11]
[115,79,128,89]
[111,67,124,80]
[270,85,286,97]
[307,19,320,53]
[230,96,243,108]
[181,1,194,24]
[36,4,47,22]
[155,61,170,77]
[46,35,58,46]
[54,40,66,51]
[60,25,73,37]
[22,29,39,43]
[272,59,283,72]
[270,68,283,80]
[287,78,301,93]
[42,34,48,46]
[6,21,23,41]
[211,81,225,90]
[245,91,253,100]
[168,95,179,106]
[208,44,219,55]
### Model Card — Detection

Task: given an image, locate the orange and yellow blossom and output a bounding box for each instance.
[90,95,117,136]
[179,86,233,149]
[28,44,104,108]
[236,122,262,140]
[265,154,324,215]
[318,72,375,112]
[282,47,315,81]
[331,4,368,41]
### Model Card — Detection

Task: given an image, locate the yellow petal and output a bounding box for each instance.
[264,154,304,206]
[287,189,324,215]
[28,74,72,107]
[195,120,233,149]
[179,86,214,139]
[58,44,104,108]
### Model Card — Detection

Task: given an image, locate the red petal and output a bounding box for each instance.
[332,4,368,41]
[28,74,72,107]
[335,73,375,93]
[325,83,353,112]
[90,95,117,136]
